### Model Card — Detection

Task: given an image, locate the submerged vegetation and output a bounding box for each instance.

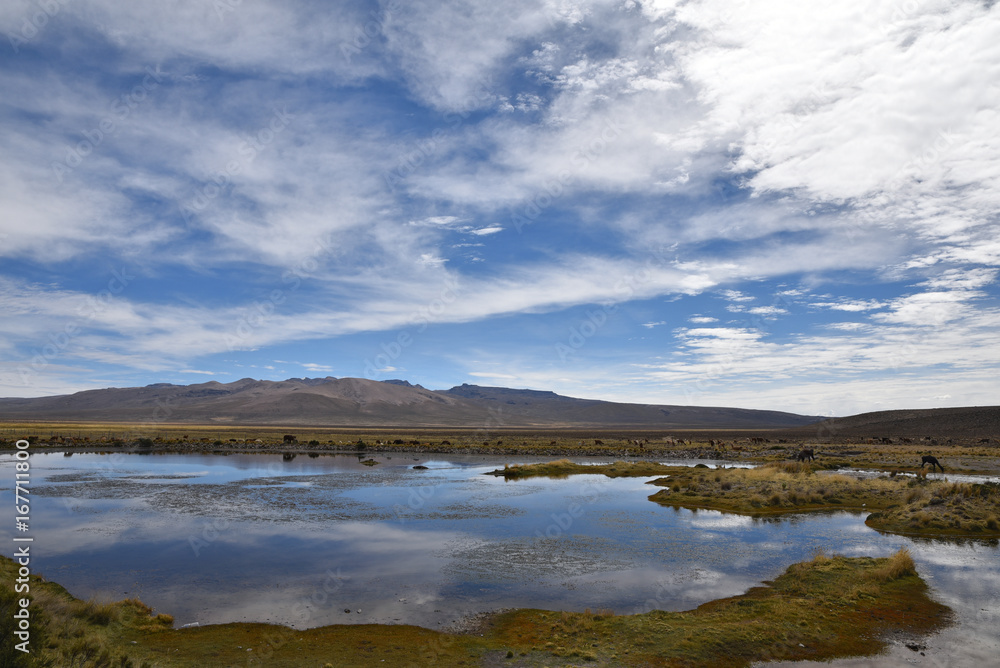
[2,551,950,667]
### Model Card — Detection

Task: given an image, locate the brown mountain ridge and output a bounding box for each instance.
[0,376,823,429]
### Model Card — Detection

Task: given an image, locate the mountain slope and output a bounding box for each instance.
[439,384,821,428]
[0,377,822,428]
[781,406,1000,439]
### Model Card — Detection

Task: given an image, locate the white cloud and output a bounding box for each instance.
[811,299,885,312]
[636,297,1000,415]
[418,253,448,267]
[301,363,334,373]
[719,290,754,302]
[873,291,978,327]
[470,226,503,236]
[919,267,997,291]
[383,0,558,111]
[747,306,787,316]
[826,322,866,331]
[679,327,762,341]
[411,216,462,227]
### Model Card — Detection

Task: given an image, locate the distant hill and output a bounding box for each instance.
[439,384,822,429]
[784,406,1000,440]
[0,377,821,429]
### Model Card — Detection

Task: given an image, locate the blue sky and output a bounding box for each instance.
[2,0,999,416]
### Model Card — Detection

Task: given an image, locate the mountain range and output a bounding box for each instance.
[0,377,823,429]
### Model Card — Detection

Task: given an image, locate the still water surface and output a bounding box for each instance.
[2,452,997,666]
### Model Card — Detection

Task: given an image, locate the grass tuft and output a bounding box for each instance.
[868,549,917,582]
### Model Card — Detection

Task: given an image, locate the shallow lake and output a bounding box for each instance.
[2,452,998,666]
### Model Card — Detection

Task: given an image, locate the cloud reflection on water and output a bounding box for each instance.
[1,452,997,663]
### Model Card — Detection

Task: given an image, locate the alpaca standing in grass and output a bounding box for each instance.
[797,448,815,462]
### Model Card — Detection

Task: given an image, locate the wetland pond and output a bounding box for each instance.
[2,451,999,666]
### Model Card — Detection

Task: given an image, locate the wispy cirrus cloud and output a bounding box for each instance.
[1,0,998,414]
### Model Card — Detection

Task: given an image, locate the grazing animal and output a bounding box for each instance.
[594,439,604,446]
[282,434,296,444]
[921,455,944,472]
[797,448,815,462]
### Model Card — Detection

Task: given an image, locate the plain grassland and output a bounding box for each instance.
[1,550,951,668]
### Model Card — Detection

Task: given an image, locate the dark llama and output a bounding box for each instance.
[920,455,944,472]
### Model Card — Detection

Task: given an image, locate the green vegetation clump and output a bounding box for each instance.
[866,481,1000,537]
[647,462,901,515]
[487,459,676,479]
[645,464,1000,539]
[0,556,167,667]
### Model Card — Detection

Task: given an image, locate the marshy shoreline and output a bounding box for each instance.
[1,549,953,668]
[3,425,997,666]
